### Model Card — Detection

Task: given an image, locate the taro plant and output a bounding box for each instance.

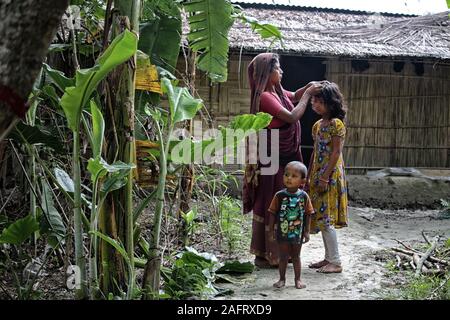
[161,246,222,299]
[180,208,198,247]
[0,214,40,299]
[0,212,63,299]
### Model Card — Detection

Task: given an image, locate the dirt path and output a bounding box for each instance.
[214,207,450,300]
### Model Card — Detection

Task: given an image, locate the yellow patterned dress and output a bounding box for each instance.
[309,118,348,234]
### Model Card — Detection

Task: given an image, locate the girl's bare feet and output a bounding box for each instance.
[273,280,285,288]
[308,260,329,269]
[295,280,306,289]
[317,263,343,273]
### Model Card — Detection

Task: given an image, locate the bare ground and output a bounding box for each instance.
[1,204,448,300]
[213,207,450,300]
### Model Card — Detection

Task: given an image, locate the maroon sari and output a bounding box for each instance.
[243,53,302,266]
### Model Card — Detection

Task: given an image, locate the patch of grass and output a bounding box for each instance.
[399,275,450,300]
[380,236,450,300]
[385,259,399,274]
[219,196,246,255]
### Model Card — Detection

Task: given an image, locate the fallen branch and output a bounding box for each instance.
[395,255,402,269]
[413,254,424,272]
[421,231,431,245]
[415,236,439,277]
[423,269,447,277]
[391,247,449,266]
[423,260,433,269]
[394,239,419,252]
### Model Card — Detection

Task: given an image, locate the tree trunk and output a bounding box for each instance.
[0,0,69,140]
[98,0,139,297]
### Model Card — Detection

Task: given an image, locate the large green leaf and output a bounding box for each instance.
[133,189,157,224]
[90,99,104,159]
[181,208,197,226]
[216,261,254,274]
[41,85,61,109]
[60,30,137,131]
[161,78,203,124]
[139,7,181,73]
[87,157,135,183]
[40,180,66,248]
[54,167,75,193]
[101,170,130,194]
[169,112,272,164]
[8,121,64,153]
[0,214,39,245]
[142,0,180,19]
[87,158,135,197]
[183,0,234,82]
[42,63,75,93]
[90,231,130,266]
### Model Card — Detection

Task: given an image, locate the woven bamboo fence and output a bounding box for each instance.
[186,55,450,170]
[325,58,450,169]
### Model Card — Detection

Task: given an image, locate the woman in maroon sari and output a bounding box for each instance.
[243,53,320,267]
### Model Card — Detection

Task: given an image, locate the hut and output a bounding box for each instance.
[182,0,450,172]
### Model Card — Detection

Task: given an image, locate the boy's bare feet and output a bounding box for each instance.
[295,280,306,289]
[308,260,329,269]
[273,280,285,288]
[317,263,343,273]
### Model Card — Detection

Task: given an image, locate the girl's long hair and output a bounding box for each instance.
[316,82,347,121]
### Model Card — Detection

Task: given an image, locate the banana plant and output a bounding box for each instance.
[141,75,272,298]
[142,77,203,298]
[140,0,282,83]
[183,0,234,82]
[86,99,135,298]
[139,1,181,74]
[59,29,137,299]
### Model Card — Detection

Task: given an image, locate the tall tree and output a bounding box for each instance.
[0,0,69,140]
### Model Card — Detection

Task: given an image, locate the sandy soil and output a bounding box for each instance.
[214,207,450,300]
[1,204,448,300]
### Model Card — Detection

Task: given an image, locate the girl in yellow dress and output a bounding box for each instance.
[307,81,348,273]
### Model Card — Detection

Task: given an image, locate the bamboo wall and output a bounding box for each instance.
[326,58,450,168]
[183,54,450,169]
[192,54,253,125]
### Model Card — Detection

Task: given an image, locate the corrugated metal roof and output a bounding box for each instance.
[232,0,449,16]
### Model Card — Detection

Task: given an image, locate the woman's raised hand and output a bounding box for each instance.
[305,82,322,96]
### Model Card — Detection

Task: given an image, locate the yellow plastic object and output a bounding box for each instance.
[135,140,176,188]
[135,57,162,94]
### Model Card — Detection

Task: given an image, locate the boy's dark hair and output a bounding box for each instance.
[286,161,307,178]
[314,82,347,121]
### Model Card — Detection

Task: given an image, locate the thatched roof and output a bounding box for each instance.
[232,0,449,16]
[227,8,450,60]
